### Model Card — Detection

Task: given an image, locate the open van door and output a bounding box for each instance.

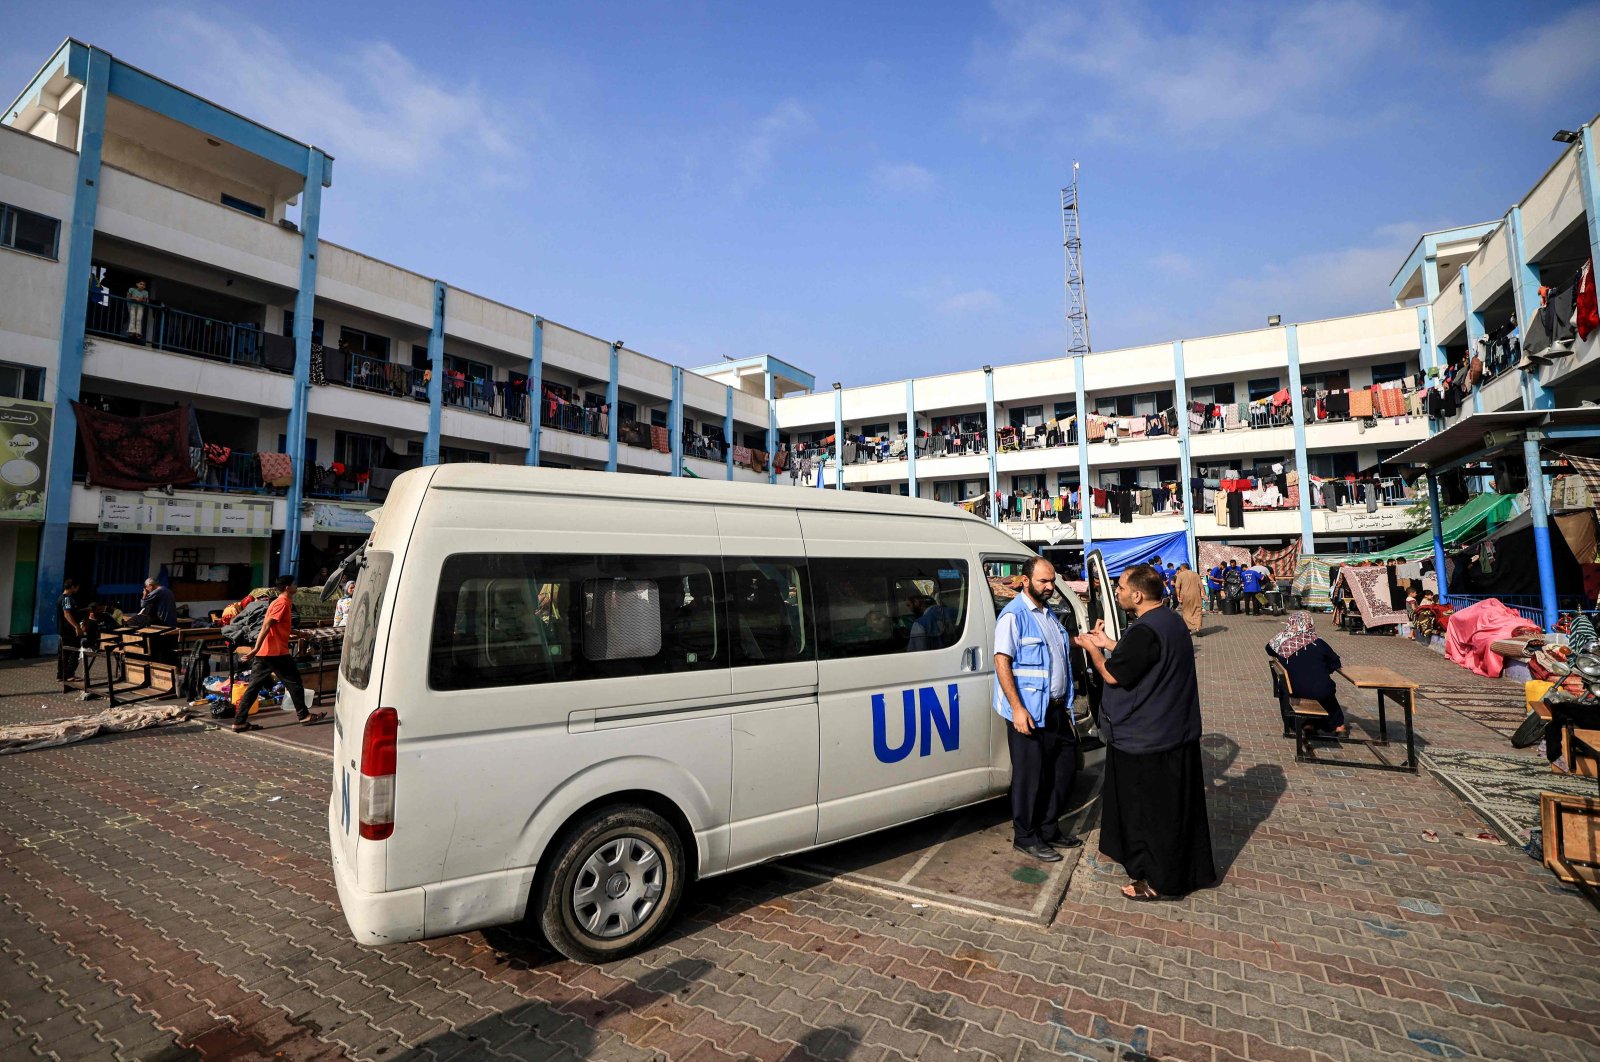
[1084,549,1126,642]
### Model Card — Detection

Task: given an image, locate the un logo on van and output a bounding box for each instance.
[871,685,959,763]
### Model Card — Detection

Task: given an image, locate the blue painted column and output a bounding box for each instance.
[1420,254,1445,373]
[605,342,621,472]
[424,281,445,463]
[1171,341,1197,568]
[1286,325,1314,556]
[1523,437,1560,631]
[34,48,109,645]
[904,379,918,499]
[1579,126,1600,284]
[764,371,777,484]
[1508,206,1553,410]
[723,387,734,480]
[525,316,543,465]
[1460,265,1485,414]
[1426,472,1450,608]
[983,367,998,525]
[670,366,684,477]
[832,384,844,490]
[1074,355,1092,554]
[279,147,328,577]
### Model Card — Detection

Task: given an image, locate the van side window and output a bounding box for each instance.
[725,558,812,667]
[811,558,967,659]
[429,553,720,690]
[983,559,1074,623]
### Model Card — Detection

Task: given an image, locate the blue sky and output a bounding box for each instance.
[7,2,1600,385]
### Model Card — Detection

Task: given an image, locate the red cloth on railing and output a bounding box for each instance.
[71,401,199,489]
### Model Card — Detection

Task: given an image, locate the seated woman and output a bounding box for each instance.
[1267,612,1347,736]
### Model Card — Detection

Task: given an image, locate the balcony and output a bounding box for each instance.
[86,292,293,373]
[72,449,370,501]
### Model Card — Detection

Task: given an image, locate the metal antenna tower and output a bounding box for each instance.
[1061,162,1091,357]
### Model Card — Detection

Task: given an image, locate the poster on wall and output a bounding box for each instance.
[0,398,52,520]
[98,493,274,536]
[311,503,377,534]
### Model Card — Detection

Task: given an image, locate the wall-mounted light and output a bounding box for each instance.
[832,382,841,390]
[1267,315,1282,327]
[982,364,993,374]
[1552,129,1580,144]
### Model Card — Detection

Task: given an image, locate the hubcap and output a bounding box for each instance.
[571,834,665,939]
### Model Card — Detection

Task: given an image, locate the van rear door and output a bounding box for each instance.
[332,547,396,886]
[1085,549,1126,641]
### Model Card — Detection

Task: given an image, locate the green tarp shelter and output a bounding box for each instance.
[1346,493,1519,562]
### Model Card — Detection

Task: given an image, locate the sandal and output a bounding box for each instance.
[232,722,262,733]
[298,711,327,726]
[1121,881,1161,902]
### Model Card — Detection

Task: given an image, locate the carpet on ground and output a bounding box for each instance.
[1420,747,1597,842]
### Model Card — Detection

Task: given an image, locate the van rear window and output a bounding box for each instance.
[341,550,393,690]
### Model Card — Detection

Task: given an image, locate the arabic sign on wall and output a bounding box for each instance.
[311,503,376,534]
[98,493,274,537]
[0,398,52,521]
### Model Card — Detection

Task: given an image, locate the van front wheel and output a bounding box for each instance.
[536,806,685,963]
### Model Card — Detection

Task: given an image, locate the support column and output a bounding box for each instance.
[1421,253,1444,373]
[670,366,684,477]
[1461,266,1484,414]
[34,47,109,646]
[765,371,777,484]
[983,367,998,524]
[905,379,918,499]
[1426,472,1450,608]
[832,383,844,490]
[280,146,328,577]
[1286,325,1314,556]
[1523,437,1560,631]
[424,281,445,463]
[525,316,543,465]
[723,387,734,480]
[1508,206,1553,410]
[1579,125,1600,280]
[1074,355,1091,554]
[606,342,621,472]
[1172,341,1196,567]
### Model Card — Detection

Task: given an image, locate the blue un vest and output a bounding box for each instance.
[992,594,1073,726]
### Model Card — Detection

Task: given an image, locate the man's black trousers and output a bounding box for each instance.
[237,655,309,720]
[1007,697,1078,847]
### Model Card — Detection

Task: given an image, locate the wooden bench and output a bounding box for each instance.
[1269,658,1331,763]
[1541,792,1600,910]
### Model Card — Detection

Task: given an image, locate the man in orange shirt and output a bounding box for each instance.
[232,574,324,732]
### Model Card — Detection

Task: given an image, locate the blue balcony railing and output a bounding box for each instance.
[86,291,293,372]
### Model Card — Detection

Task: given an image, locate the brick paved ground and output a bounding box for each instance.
[1,614,1597,1061]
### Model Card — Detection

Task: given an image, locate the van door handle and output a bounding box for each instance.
[961,646,982,672]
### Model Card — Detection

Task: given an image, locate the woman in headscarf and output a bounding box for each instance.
[1266,611,1346,736]
[332,580,357,628]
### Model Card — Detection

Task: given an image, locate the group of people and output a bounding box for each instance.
[992,558,1217,902]
[1204,560,1276,615]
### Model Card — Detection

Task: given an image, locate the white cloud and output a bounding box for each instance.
[1150,251,1197,276]
[941,288,1003,313]
[1482,5,1600,105]
[871,161,937,193]
[151,13,519,175]
[733,99,814,192]
[966,0,1402,146]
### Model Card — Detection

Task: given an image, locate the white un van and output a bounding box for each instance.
[329,466,1123,962]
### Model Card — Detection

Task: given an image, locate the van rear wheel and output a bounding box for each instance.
[536,806,685,963]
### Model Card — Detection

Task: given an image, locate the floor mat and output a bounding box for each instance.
[1420,747,1598,842]
[1417,686,1532,740]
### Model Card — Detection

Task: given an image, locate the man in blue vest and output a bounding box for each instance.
[993,556,1081,862]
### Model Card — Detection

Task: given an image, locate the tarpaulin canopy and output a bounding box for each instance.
[1094,530,1189,576]
[1348,493,1519,562]
[1292,555,1340,611]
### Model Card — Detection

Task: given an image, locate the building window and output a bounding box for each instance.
[1012,474,1045,493]
[650,409,668,428]
[1371,362,1407,385]
[219,193,267,219]
[742,432,765,450]
[1309,452,1359,479]
[1054,400,1076,420]
[338,326,390,360]
[1093,390,1173,418]
[281,311,325,344]
[336,430,387,471]
[0,361,44,401]
[1300,369,1349,393]
[1189,382,1235,406]
[441,446,490,464]
[861,422,890,437]
[1008,405,1044,428]
[0,202,60,259]
[1247,377,1281,401]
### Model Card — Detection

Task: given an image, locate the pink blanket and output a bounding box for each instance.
[1444,599,1531,678]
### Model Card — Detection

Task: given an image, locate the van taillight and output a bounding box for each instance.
[359,707,398,841]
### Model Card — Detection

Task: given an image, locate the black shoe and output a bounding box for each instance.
[1014,842,1062,862]
[1042,836,1084,850]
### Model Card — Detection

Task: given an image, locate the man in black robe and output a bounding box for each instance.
[1074,563,1216,900]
